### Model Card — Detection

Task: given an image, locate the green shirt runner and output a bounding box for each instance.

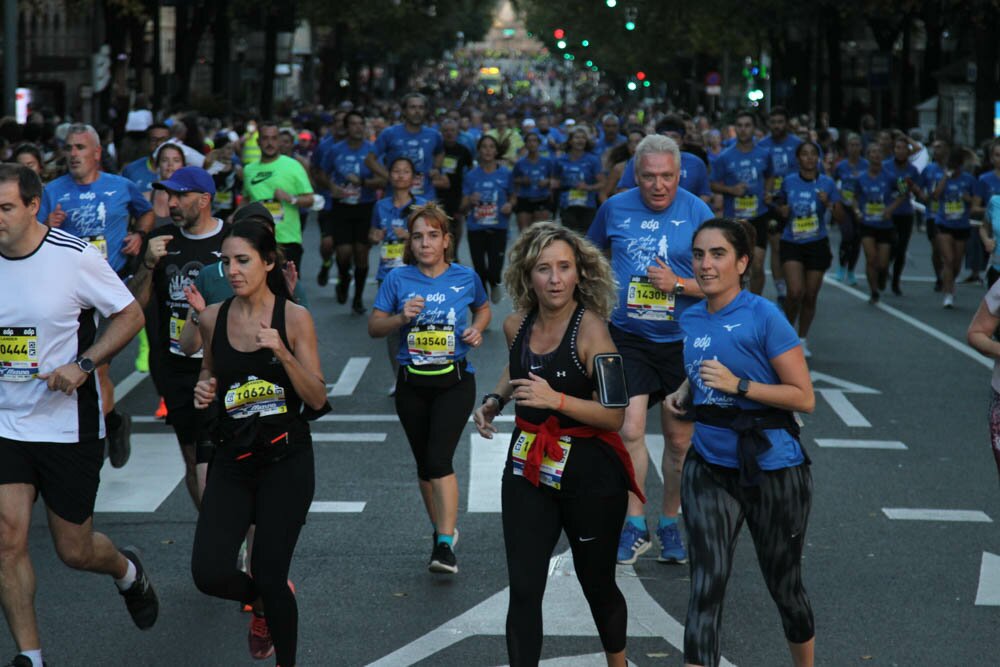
[242,155,314,245]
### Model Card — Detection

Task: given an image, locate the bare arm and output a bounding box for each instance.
[278,304,327,410]
[968,298,1000,360]
[365,152,389,181]
[696,346,814,413]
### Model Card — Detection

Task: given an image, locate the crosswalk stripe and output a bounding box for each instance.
[882,508,992,522]
[312,433,386,442]
[310,501,366,513]
[327,357,371,396]
[815,439,907,450]
[95,435,185,513]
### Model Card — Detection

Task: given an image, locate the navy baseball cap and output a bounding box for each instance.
[153,166,216,195]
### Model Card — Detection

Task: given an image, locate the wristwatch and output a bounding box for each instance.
[673,277,686,296]
[482,393,507,412]
[76,356,96,374]
[736,378,750,396]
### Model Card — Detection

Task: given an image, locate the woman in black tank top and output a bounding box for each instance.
[190,219,328,667]
[473,223,642,667]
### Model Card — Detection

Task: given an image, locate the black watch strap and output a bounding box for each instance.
[737,378,750,396]
[76,356,96,374]
[483,393,506,411]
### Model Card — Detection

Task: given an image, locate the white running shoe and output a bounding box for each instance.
[943,293,954,309]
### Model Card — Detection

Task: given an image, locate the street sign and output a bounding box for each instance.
[706,85,721,96]
[705,70,721,86]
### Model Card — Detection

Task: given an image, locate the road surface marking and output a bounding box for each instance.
[881,508,992,522]
[814,439,907,450]
[366,548,735,667]
[312,433,386,442]
[327,356,371,396]
[95,434,185,512]
[810,371,879,428]
[975,552,1000,606]
[468,433,509,512]
[114,370,148,400]
[310,501,366,513]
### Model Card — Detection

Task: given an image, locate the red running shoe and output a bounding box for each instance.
[248,614,274,660]
[154,398,167,420]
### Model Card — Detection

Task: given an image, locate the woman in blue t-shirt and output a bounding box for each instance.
[853,142,907,304]
[369,203,491,575]
[776,141,843,358]
[665,217,816,667]
[553,127,605,234]
[930,148,977,308]
[512,132,555,231]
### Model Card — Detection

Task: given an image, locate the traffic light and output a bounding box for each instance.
[557,40,567,49]
[581,40,589,47]
[636,71,646,81]
[553,28,565,39]
[627,81,637,91]
[625,21,635,30]
[606,0,617,6]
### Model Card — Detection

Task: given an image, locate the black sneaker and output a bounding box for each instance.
[428,542,458,574]
[317,261,332,287]
[335,276,350,304]
[5,656,39,667]
[118,547,159,629]
[352,298,366,315]
[108,413,132,468]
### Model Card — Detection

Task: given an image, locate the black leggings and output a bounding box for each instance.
[502,476,628,665]
[191,443,315,667]
[560,206,596,235]
[467,229,508,289]
[838,209,861,271]
[891,213,914,289]
[681,450,814,667]
[394,368,476,480]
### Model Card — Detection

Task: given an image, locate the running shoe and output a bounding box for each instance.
[118,547,159,630]
[154,397,167,420]
[490,283,503,304]
[388,381,397,397]
[943,293,954,309]
[431,528,459,550]
[934,278,942,292]
[962,272,982,284]
[892,284,903,296]
[616,522,651,565]
[428,542,458,574]
[108,413,132,469]
[248,614,275,659]
[835,266,846,282]
[4,656,42,667]
[352,298,366,315]
[846,270,857,286]
[656,523,688,564]
[134,329,150,373]
[335,276,350,304]
[868,292,880,305]
[317,260,332,287]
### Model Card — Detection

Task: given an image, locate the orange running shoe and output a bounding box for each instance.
[154,398,167,420]
[248,613,274,659]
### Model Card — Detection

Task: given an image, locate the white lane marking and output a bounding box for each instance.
[814,439,907,450]
[517,655,639,666]
[95,435,185,512]
[309,501,366,513]
[810,371,879,428]
[882,508,992,522]
[646,434,664,483]
[312,433,386,442]
[114,370,148,400]
[366,548,736,667]
[823,277,991,370]
[975,552,1000,606]
[468,433,510,512]
[327,356,371,396]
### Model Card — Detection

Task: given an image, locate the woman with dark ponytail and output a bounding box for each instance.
[190,217,329,666]
[665,217,817,667]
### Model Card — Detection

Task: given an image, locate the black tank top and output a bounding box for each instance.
[505,303,627,495]
[212,294,308,442]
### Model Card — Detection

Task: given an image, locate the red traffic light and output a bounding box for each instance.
[636,71,646,81]
[553,28,565,39]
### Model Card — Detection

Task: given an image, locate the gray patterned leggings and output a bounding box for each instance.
[681,449,815,667]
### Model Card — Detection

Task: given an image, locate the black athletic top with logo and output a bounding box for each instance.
[504,303,627,495]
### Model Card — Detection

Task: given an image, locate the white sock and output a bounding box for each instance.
[115,558,137,591]
[19,650,43,667]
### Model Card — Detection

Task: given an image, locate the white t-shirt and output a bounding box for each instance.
[985,279,1000,393]
[0,228,136,443]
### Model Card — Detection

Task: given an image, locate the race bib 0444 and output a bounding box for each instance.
[0,326,39,382]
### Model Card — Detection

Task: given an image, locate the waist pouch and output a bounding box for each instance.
[693,404,804,487]
[214,413,310,464]
[402,358,468,389]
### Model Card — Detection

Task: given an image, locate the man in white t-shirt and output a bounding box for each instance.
[0,165,158,667]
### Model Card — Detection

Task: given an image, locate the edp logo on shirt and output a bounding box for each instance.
[640,219,660,231]
[425,292,447,304]
[693,335,712,350]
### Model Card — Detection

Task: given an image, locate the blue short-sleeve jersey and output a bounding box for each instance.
[937,171,977,229]
[711,144,772,219]
[371,195,425,281]
[833,158,869,208]
[372,124,444,200]
[373,263,488,370]
[533,128,564,159]
[587,188,713,342]
[920,162,945,224]
[323,139,377,205]
[855,170,896,229]
[616,152,710,197]
[779,173,841,243]
[759,134,803,192]
[881,159,920,215]
[120,157,157,196]
[680,290,804,470]
[512,156,554,200]
[978,171,1000,203]
[555,154,602,209]
[462,166,513,231]
[38,172,153,272]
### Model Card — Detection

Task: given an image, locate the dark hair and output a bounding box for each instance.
[655,114,686,137]
[947,146,969,172]
[388,155,416,177]
[476,133,508,158]
[769,106,789,120]
[148,123,170,135]
[224,219,291,301]
[12,143,44,168]
[608,127,644,166]
[259,120,280,133]
[0,163,43,206]
[403,202,455,265]
[155,142,186,168]
[734,109,757,125]
[344,110,365,129]
[693,218,756,287]
[795,140,821,160]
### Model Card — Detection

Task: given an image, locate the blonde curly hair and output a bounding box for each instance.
[503,221,617,320]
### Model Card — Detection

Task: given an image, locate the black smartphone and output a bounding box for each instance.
[594,353,629,408]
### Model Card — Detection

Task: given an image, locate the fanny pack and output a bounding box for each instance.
[213,413,310,464]
[402,358,468,389]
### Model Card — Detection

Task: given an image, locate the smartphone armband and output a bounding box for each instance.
[594,353,629,408]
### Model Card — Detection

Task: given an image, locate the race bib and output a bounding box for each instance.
[0,326,39,382]
[215,191,234,208]
[412,174,425,196]
[442,156,458,174]
[510,431,572,489]
[626,275,675,321]
[264,200,285,223]
[475,202,498,226]
[82,235,108,259]
[772,176,784,193]
[341,183,361,205]
[734,195,757,218]
[944,199,965,220]
[841,189,855,205]
[864,202,885,220]
[406,324,455,365]
[381,242,404,265]
[792,215,819,237]
[224,377,287,419]
[568,188,588,206]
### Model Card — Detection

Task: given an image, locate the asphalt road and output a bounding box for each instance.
[6,220,999,666]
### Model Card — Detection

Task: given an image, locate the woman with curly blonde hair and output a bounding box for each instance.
[474,222,643,667]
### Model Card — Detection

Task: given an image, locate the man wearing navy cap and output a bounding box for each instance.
[129,166,226,508]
